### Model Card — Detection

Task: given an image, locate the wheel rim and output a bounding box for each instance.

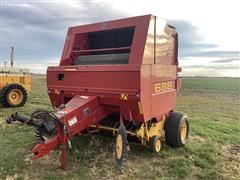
[155,138,161,152]
[180,121,187,143]
[116,134,123,159]
[7,89,23,105]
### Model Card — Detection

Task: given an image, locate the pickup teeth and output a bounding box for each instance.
[35,127,44,141]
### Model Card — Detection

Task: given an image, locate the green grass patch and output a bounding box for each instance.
[0,76,239,179]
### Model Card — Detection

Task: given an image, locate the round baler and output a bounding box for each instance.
[6,14,189,170]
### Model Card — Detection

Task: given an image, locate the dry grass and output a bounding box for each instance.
[0,76,239,179]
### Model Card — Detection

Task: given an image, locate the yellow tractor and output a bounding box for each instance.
[0,47,31,108]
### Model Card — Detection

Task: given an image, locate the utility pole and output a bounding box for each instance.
[10,47,14,67]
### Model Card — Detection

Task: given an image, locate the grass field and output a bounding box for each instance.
[0,76,239,180]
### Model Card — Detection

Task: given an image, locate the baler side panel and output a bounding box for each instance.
[150,65,177,118]
[151,90,176,118]
[140,15,179,121]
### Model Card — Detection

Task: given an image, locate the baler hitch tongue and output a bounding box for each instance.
[5,110,63,143]
[5,110,65,164]
[6,112,30,124]
[30,135,61,160]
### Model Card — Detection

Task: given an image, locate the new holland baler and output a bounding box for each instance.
[6,15,190,170]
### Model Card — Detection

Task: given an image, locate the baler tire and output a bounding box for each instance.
[0,84,27,108]
[164,112,190,148]
[115,125,128,171]
[150,136,161,153]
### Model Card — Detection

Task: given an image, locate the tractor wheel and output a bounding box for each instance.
[0,84,27,108]
[164,112,190,147]
[150,136,161,153]
[115,125,128,171]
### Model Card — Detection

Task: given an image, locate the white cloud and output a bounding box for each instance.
[1,0,239,77]
[111,0,240,51]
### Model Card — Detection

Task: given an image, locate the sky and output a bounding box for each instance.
[0,0,239,77]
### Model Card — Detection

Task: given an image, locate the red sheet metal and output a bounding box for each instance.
[47,14,180,122]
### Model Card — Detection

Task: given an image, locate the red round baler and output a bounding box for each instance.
[6,15,189,170]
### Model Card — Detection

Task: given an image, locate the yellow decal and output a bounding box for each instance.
[154,82,172,93]
[54,89,60,95]
[120,93,128,100]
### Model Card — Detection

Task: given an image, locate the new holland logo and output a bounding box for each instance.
[120,93,128,100]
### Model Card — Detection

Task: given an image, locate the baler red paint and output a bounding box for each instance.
[6,14,190,170]
[30,95,109,169]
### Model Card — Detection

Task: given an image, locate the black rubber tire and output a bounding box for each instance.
[0,84,27,108]
[164,111,190,147]
[150,136,161,153]
[115,125,128,171]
